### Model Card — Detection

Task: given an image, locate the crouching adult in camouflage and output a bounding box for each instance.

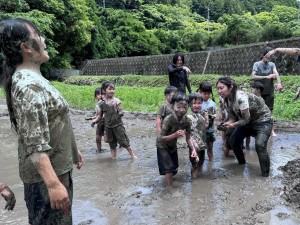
[216,77,273,177]
[0,18,83,225]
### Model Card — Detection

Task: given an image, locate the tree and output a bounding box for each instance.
[271,5,298,23]
[0,0,29,13]
[219,13,263,45]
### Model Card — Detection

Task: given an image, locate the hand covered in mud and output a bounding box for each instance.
[48,182,70,211]
[174,129,185,138]
[76,150,84,169]
[276,83,283,92]
[294,87,300,101]
[0,184,16,210]
[217,122,227,131]
[223,121,235,129]
[191,150,199,162]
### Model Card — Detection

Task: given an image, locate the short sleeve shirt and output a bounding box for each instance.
[99,97,122,128]
[252,61,276,95]
[156,113,192,153]
[11,70,79,183]
[157,101,173,126]
[227,90,272,124]
[187,112,207,151]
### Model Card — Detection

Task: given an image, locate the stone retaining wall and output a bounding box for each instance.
[81,37,300,76]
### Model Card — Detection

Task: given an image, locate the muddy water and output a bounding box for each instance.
[1,105,300,225]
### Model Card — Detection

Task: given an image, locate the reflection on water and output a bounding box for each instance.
[73,200,107,225]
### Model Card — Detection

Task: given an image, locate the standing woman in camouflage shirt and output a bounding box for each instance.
[0,18,83,224]
[216,77,273,177]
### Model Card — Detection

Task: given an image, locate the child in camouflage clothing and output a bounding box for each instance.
[187,93,209,178]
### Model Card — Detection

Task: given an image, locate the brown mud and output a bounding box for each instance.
[0,99,300,225]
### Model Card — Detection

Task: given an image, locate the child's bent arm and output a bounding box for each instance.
[186,134,197,158]
[117,102,124,117]
[204,112,209,128]
[160,130,184,142]
[155,116,162,134]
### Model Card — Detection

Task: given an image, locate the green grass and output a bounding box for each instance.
[0,88,4,99]
[52,81,165,112]
[1,74,300,120]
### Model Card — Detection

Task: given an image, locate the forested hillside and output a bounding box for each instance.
[1,0,300,71]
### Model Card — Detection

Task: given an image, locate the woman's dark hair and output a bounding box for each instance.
[101,81,115,93]
[172,52,185,65]
[260,47,273,60]
[188,92,203,104]
[0,18,41,132]
[197,81,215,102]
[216,76,238,102]
[171,92,188,105]
[94,87,102,98]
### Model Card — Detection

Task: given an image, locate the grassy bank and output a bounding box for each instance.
[1,74,300,120]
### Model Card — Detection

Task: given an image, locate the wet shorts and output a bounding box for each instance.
[106,125,130,149]
[96,120,105,136]
[24,171,73,225]
[157,148,178,175]
[205,131,216,143]
[262,94,274,111]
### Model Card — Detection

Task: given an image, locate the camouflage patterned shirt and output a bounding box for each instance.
[187,112,207,151]
[11,70,79,183]
[157,101,173,127]
[226,90,272,125]
[156,112,192,153]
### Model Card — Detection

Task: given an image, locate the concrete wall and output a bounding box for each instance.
[81,37,300,76]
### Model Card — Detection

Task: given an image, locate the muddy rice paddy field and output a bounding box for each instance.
[0,99,300,225]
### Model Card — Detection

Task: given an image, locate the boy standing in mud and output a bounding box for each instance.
[156,92,198,187]
[156,86,177,134]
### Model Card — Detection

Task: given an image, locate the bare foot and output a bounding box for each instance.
[131,155,137,160]
[271,131,277,137]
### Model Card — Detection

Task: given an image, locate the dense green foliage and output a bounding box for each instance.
[1,0,300,72]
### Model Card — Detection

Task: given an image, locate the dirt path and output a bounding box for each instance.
[0,100,300,225]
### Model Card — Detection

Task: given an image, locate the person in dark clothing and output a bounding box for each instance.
[167,52,192,94]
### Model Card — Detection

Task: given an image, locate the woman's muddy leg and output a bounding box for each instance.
[255,133,271,177]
